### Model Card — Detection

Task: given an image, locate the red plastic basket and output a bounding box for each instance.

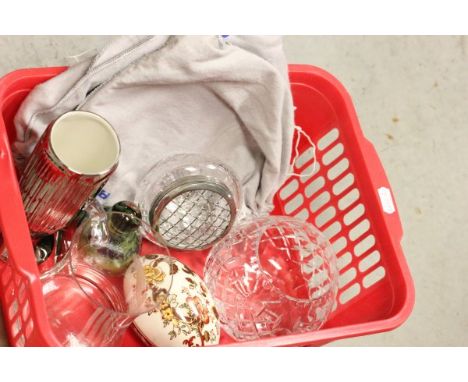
[0,65,414,346]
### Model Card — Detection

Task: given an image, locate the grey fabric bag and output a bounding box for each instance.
[14,35,295,216]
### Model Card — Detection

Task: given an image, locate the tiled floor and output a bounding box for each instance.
[0,36,467,346]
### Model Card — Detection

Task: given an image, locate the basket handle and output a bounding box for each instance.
[0,115,39,277]
[360,136,404,241]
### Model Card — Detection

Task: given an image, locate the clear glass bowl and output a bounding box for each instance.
[41,205,173,346]
[204,216,338,341]
[135,154,242,250]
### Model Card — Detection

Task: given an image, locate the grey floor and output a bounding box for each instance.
[0,36,466,346]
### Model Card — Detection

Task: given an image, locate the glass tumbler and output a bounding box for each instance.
[204,216,338,341]
[20,111,120,235]
[41,205,173,346]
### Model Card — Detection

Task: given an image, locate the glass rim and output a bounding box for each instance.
[210,215,338,304]
[49,111,121,177]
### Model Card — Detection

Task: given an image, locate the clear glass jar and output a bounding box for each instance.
[135,154,242,251]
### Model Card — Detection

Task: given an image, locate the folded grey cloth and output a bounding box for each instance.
[14,35,294,216]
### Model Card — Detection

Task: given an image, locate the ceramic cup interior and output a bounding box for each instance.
[50,111,120,175]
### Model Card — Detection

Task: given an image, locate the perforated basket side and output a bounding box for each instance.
[0,68,63,346]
